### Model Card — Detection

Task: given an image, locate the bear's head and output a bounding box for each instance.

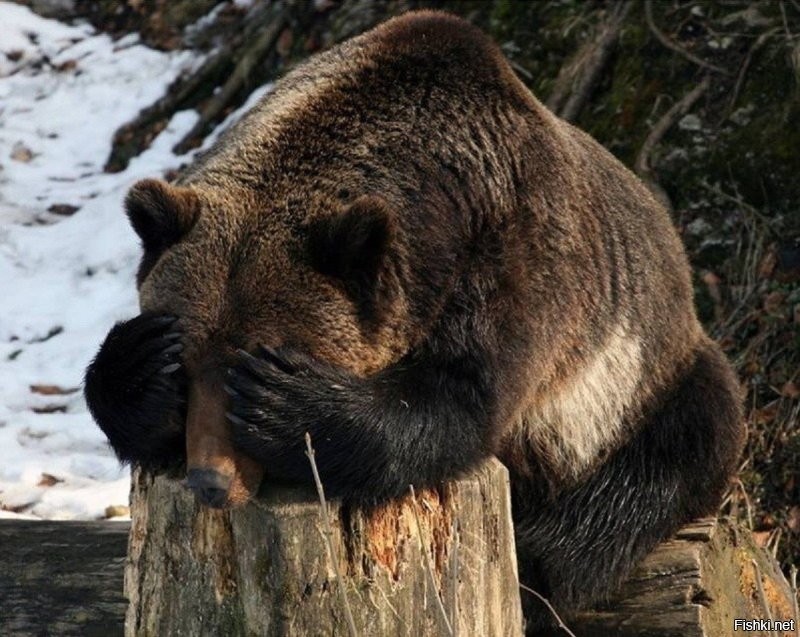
[126,177,411,507]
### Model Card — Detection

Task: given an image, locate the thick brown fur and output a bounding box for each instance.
[84,11,745,632]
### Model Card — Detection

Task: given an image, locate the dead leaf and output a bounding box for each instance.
[753,400,780,425]
[10,142,34,163]
[752,530,771,547]
[780,381,800,399]
[276,28,293,58]
[30,384,79,395]
[55,59,77,72]
[763,291,785,314]
[758,246,778,279]
[47,204,79,216]
[32,404,67,414]
[743,359,761,376]
[788,506,800,534]
[37,473,63,487]
[1,501,34,514]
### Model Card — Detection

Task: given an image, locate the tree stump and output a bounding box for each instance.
[571,518,799,637]
[124,458,523,636]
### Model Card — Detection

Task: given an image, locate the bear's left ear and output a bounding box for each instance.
[125,179,201,256]
[305,195,398,319]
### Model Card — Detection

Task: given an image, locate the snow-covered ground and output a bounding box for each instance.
[0,2,269,520]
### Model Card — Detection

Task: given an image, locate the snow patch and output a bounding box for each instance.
[0,2,270,520]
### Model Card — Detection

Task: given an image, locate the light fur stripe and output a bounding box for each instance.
[518,329,643,482]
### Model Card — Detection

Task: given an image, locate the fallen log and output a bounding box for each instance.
[0,519,128,637]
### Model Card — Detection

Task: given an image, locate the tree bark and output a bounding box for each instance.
[124,458,524,637]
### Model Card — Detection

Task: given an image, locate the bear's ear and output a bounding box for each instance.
[125,179,201,255]
[305,195,397,319]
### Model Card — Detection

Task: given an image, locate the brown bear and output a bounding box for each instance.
[84,10,745,632]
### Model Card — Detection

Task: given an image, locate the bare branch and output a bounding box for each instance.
[725,27,780,119]
[751,558,777,637]
[548,1,633,122]
[736,478,755,531]
[779,1,794,41]
[174,6,287,153]
[104,1,278,171]
[635,76,710,210]
[644,0,729,75]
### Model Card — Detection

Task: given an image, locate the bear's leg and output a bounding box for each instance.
[225,343,497,503]
[514,341,744,635]
[84,313,187,469]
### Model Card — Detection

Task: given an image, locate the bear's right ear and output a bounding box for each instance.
[125,179,201,255]
[305,195,398,321]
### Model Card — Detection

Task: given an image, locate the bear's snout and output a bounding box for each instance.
[185,370,265,508]
[186,468,232,509]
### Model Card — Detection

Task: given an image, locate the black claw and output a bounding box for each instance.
[258,344,295,374]
[159,362,181,375]
[238,350,275,378]
[163,332,182,341]
[226,412,248,427]
[161,343,183,355]
[237,349,262,367]
[259,344,279,358]
[153,315,179,324]
[223,383,237,396]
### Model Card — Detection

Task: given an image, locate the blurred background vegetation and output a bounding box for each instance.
[20,0,800,574]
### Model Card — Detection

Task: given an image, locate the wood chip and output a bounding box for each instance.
[104,505,130,519]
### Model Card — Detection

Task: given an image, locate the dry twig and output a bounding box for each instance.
[634,76,710,210]
[547,1,633,122]
[751,558,778,637]
[779,1,794,41]
[726,27,780,119]
[519,583,578,637]
[737,478,755,530]
[305,432,358,637]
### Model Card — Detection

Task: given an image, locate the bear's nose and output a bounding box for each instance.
[186,468,231,508]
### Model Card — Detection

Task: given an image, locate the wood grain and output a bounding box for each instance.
[0,520,128,637]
